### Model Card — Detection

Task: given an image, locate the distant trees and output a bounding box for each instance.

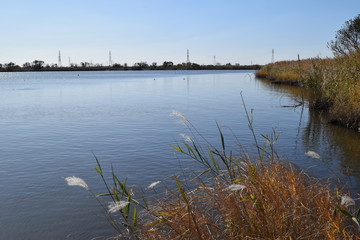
[191,63,200,69]
[328,14,360,56]
[5,62,16,68]
[112,63,122,68]
[80,62,91,68]
[32,60,44,70]
[4,62,19,71]
[0,59,260,72]
[23,62,31,68]
[149,62,157,70]
[162,61,173,68]
[134,62,148,69]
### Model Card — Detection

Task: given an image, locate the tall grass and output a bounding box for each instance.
[66,109,360,239]
[256,51,360,130]
[255,60,304,84]
[140,160,358,239]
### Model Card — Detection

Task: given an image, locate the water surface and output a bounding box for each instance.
[0,70,359,239]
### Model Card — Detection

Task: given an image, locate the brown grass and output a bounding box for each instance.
[135,159,359,240]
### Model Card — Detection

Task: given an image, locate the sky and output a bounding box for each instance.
[0,0,359,66]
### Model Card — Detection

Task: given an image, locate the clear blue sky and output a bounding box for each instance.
[0,0,359,66]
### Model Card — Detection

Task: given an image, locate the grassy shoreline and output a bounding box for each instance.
[255,51,360,131]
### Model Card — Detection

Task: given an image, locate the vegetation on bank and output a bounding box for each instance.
[256,50,360,130]
[67,110,360,239]
[256,14,360,130]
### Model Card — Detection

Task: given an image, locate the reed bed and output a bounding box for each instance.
[139,159,358,240]
[255,51,360,130]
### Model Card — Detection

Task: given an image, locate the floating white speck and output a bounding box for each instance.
[305,151,321,159]
[146,181,161,190]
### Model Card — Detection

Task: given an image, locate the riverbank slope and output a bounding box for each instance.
[255,51,360,131]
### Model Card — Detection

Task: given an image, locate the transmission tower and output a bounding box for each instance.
[213,56,216,65]
[187,49,190,64]
[109,51,112,66]
[58,51,62,67]
[272,49,274,63]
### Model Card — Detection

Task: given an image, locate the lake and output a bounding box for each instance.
[0,70,359,239]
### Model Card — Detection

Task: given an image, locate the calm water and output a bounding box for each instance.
[0,70,359,239]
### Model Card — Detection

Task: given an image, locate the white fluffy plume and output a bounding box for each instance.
[65,176,89,190]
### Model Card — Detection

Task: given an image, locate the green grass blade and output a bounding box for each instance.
[208,149,219,172]
[174,176,189,205]
[336,206,353,218]
[171,144,185,154]
[113,174,130,197]
[133,205,138,231]
[93,154,103,176]
[217,122,225,152]
[142,195,149,210]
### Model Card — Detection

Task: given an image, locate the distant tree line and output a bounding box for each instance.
[0,60,261,72]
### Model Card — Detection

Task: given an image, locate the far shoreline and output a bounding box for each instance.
[0,64,262,73]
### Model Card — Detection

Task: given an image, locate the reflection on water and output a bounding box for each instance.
[257,77,360,191]
[304,109,360,186]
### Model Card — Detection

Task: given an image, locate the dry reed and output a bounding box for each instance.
[255,51,360,130]
[137,159,359,240]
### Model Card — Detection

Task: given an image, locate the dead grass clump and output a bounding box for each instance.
[139,159,358,240]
